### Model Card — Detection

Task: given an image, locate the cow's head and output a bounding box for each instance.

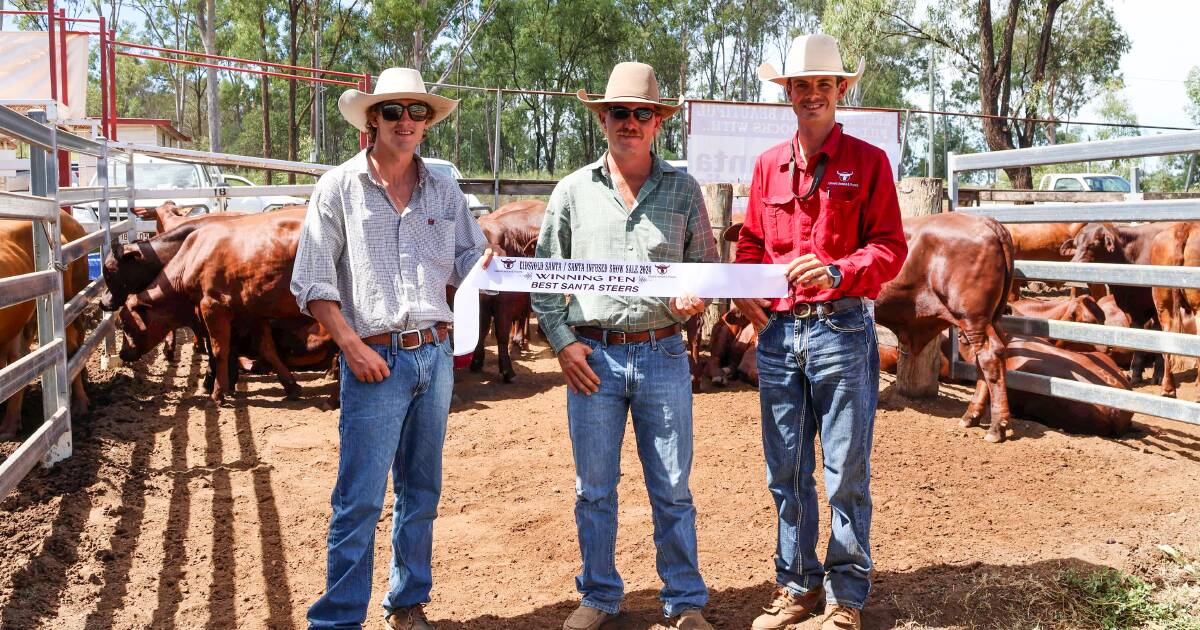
[100,241,159,311]
[1070,295,1106,326]
[116,291,179,362]
[1059,222,1118,263]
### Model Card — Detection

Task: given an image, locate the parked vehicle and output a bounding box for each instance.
[1037,173,1131,193]
[71,155,307,226]
[423,157,491,216]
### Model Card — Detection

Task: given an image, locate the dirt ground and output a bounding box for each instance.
[1,336,1198,630]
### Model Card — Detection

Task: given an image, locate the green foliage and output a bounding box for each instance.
[1186,65,1200,125]
[1057,568,1200,630]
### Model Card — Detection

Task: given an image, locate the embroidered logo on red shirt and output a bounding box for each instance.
[830,170,859,188]
[427,218,436,225]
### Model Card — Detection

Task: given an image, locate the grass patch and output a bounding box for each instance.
[1054,567,1198,629]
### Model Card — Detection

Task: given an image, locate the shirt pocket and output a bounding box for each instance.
[413,217,456,285]
[762,194,796,255]
[815,191,862,259]
[645,211,687,261]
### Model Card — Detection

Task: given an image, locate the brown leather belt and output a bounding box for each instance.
[362,324,449,350]
[787,296,863,319]
[576,323,682,345]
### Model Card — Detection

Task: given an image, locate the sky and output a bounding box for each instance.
[760,0,1200,132]
[1080,0,1200,130]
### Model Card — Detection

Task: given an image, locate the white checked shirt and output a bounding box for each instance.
[291,150,488,338]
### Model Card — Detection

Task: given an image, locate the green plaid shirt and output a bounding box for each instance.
[532,153,719,353]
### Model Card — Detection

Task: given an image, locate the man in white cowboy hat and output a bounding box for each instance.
[531,61,719,630]
[292,67,491,630]
[732,35,907,630]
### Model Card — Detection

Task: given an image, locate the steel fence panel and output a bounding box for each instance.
[0,191,58,221]
[0,407,70,499]
[959,199,1200,223]
[952,130,1200,170]
[0,340,64,404]
[1000,316,1200,356]
[1013,260,1200,288]
[0,270,57,309]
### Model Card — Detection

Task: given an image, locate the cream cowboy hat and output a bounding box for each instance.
[757,34,864,90]
[577,62,683,116]
[337,67,458,132]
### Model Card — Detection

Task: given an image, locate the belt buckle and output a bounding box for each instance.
[609,330,628,345]
[793,303,813,318]
[399,328,424,350]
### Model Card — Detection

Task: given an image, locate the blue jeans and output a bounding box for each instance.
[566,332,708,618]
[308,333,454,630]
[755,303,878,610]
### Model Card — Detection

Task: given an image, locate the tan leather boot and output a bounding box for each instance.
[750,586,825,629]
[820,604,861,630]
[671,608,713,630]
[562,604,616,630]
[385,605,435,630]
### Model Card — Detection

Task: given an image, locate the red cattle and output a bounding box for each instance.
[702,310,757,387]
[472,200,546,382]
[992,340,1133,436]
[874,213,1016,442]
[1060,222,1175,389]
[1,212,91,438]
[1008,296,1106,352]
[1005,222,1088,299]
[117,209,324,404]
[1149,222,1200,399]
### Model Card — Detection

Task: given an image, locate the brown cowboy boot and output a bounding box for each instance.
[751,586,825,629]
[386,604,435,630]
[671,608,714,629]
[820,604,861,630]
[562,604,616,630]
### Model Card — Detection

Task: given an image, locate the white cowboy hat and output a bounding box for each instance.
[757,34,864,90]
[577,62,683,116]
[337,67,458,132]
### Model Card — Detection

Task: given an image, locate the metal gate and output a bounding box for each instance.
[948,131,1200,425]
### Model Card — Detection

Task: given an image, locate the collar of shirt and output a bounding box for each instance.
[776,122,845,174]
[349,148,431,191]
[589,151,677,207]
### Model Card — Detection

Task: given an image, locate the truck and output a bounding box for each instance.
[1037,173,1132,193]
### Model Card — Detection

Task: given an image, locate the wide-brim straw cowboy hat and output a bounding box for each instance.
[577,62,683,116]
[338,67,458,132]
[757,34,864,90]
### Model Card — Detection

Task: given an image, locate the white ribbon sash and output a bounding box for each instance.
[452,257,789,355]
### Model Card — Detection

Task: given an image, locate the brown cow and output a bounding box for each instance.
[724,212,1015,441]
[0,211,90,438]
[874,213,1015,442]
[1060,222,1174,387]
[1008,296,1106,352]
[117,210,316,404]
[472,200,547,382]
[1149,222,1200,399]
[702,310,756,387]
[1005,222,1088,299]
[131,200,212,234]
[989,340,1133,436]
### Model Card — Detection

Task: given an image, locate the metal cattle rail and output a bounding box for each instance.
[0,104,133,498]
[948,131,1200,425]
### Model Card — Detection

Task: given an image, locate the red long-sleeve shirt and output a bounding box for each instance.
[735,123,908,310]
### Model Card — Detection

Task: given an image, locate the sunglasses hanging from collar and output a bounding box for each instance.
[789,142,829,202]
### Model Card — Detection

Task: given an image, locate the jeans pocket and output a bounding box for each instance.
[822,307,867,333]
[756,311,779,336]
[656,333,689,359]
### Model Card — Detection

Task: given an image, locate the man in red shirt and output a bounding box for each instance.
[733,35,907,630]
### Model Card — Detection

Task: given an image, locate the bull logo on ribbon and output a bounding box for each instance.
[501,259,516,269]
[655,264,670,275]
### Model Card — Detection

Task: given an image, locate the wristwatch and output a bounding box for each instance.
[826,264,843,288]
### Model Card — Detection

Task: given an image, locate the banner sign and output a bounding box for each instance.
[686,103,901,184]
[452,257,789,355]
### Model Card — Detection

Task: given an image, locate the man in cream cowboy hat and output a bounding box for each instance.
[733,35,907,630]
[293,67,490,630]
[532,61,718,630]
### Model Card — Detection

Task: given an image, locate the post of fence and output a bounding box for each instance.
[28,109,73,465]
[700,183,733,341]
[99,138,115,365]
[492,88,502,210]
[893,177,944,398]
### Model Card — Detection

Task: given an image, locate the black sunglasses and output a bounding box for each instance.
[607,106,656,122]
[379,102,431,122]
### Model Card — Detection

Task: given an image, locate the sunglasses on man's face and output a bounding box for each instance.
[379,102,431,122]
[607,106,656,122]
